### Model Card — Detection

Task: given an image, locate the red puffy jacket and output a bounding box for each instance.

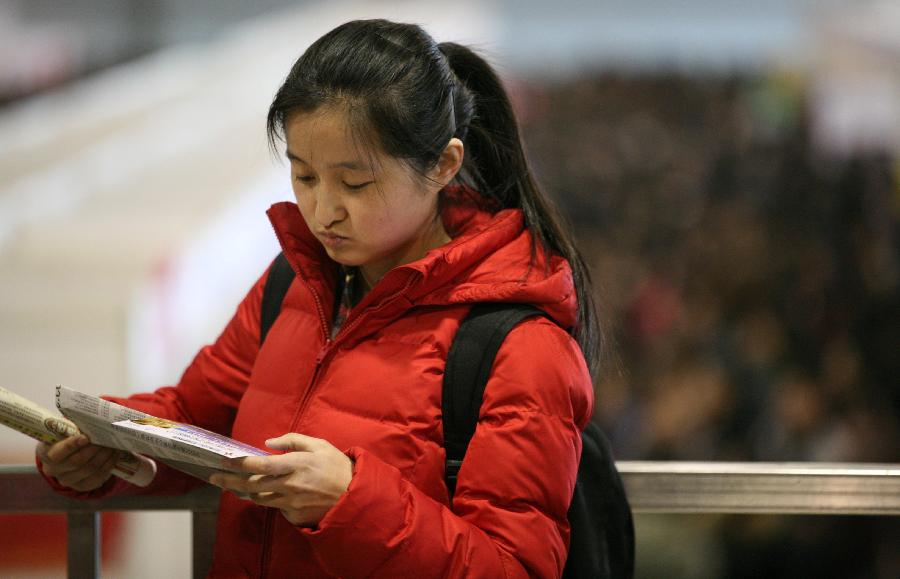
[41,189,594,578]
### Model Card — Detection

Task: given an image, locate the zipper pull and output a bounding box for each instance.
[315,341,332,364]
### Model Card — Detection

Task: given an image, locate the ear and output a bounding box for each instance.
[427,138,464,190]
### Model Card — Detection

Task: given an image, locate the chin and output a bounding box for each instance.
[324,248,361,267]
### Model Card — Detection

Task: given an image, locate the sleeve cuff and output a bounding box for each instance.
[300,446,381,537]
[295,447,413,577]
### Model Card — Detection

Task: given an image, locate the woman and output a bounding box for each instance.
[37,19,599,578]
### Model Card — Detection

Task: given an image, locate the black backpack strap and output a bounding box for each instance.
[442,302,636,579]
[260,252,296,345]
[443,302,545,497]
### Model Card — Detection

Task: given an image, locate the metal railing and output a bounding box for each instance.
[2,462,899,578]
[0,465,219,579]
[618,461,900,515]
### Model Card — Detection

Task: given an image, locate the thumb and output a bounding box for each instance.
[265,432,323,452]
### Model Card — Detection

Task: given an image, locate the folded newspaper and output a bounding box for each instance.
[1,385,269,487]
[0,385,155,486]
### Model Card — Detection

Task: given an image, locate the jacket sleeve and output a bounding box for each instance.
[300,317,595,578]
[37,261,271,498]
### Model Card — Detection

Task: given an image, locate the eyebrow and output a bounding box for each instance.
[286,150,371,171]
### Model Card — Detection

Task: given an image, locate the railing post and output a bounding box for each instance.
[193,509,217,579]
[67,512,100,579]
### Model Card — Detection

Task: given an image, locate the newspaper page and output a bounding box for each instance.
[56,386,268,482]
[0,386,155,486]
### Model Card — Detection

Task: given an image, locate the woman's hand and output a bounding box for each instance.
[36,435,123,492]
[209,433,354,527]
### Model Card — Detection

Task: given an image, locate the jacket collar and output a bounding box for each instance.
[266,185,577,332]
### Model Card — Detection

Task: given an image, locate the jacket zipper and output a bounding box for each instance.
[259,354,329,579]
[260,223,332,579]
[288,270,418,429]
[257,252,416,577]
[259,268,331,579]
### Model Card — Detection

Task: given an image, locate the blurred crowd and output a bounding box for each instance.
[518,72,900,579]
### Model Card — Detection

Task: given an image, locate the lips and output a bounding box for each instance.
[318,232,348,248]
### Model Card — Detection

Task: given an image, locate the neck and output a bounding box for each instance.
[357,267,378,291]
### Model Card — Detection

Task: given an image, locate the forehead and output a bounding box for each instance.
[284,106,376,164]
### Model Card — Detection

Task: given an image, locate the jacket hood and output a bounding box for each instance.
[267,185,578,331]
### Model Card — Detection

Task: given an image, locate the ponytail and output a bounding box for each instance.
[438,43,603,379]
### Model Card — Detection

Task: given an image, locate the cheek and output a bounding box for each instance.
[371,202,419,238]
[293,191,315,222]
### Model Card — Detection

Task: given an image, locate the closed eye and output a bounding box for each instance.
[344,181,373,191]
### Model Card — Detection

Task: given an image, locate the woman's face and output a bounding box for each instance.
[285,106,459,285]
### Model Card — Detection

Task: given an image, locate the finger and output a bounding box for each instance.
[44,435,90,464]
[240,472,292,495]
[57,446,114,487]
[211,469,292,496]
[248,491,283,507]
[60,444,106,472]
[36,442,50,461]
[69,447,118,485]
[223,455,295,477]
[208,472,256,494]
[265,433,324,452]
[43,444,104,479]
[71,449,120,490]
[220,456,257,475]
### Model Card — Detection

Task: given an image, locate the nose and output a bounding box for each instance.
[313,185,347,228]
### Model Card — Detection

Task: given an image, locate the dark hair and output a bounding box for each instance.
[267,19,603,378]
